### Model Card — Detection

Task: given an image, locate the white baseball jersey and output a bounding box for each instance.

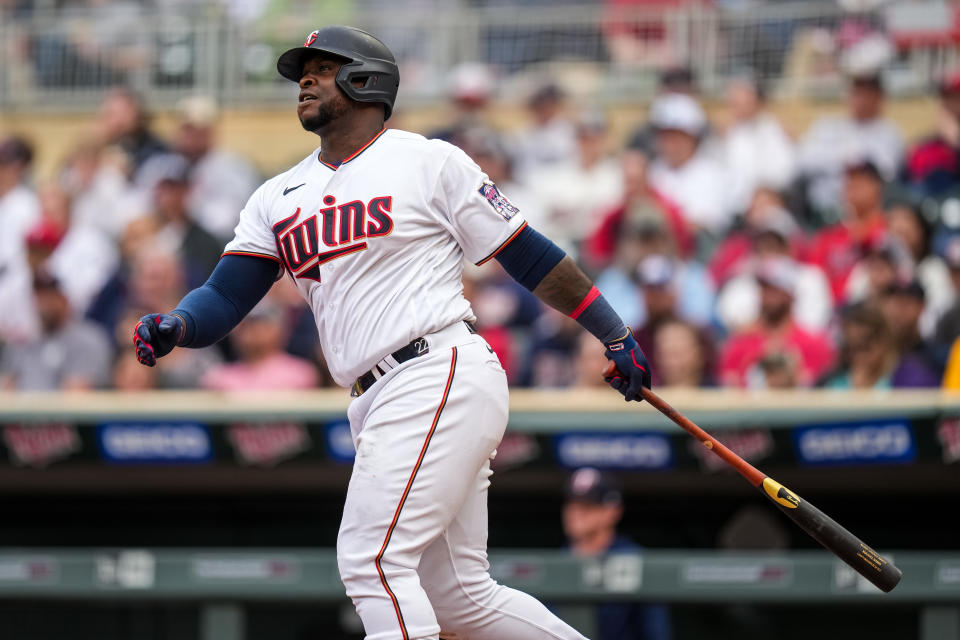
[224,128,527,387]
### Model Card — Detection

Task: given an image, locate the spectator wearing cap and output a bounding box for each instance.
[584,142,692,272]
[528,110,625,255]
[719,256,834,388]
[806,159,888,303]
[798,73,904,219]
[24,183,119,320]
[201,299,319,391]
[715,73,797,217]
[165,96,260,242]
[878,279,943,386]
[820,303,901,390]
[646,93,732,236]
[139,153,224,288]
[625,66,702,156]
[905,71,960,197]
[934,236,960,361]
[0,272,111,391]
[0,135,41,343]
[427,63,496,147]
[632,254,714,382]
[715,207,833,334]
[593,225,711,335]
[512,82,578,180]
[562,467,672,640]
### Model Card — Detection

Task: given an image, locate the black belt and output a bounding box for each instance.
[351,321,477,397]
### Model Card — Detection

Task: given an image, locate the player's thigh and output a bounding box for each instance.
[338,343,508,565]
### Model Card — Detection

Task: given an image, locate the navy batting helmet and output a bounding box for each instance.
[277,26,400,120]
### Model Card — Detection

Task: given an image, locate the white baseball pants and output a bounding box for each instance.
[338,323,589,640]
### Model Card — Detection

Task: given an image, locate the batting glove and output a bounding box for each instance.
[603,330,652,402]
[133,313,184,367]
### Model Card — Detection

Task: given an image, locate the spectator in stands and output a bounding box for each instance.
[522,309,583,388]
[798,73,904,220]
[562,467,672,640]
[139,154,224,288]
[886,201,954,335]
[806,159,888,303]
[905,71,960,198]
[572,329,611,389]
[202,299,318,391]
[164,96,260,241]
[594,222,710,331]
[878,280,942,386]
[626,66,701,155]
[633,254,714,379]
[0,272,111,390]
[59,139,146,240]
[585,142,691,272]
[934,236,960,363]
[820,302,900,389]
[715,73,796,217]
[512,82,578,180]
[427,63,496,146]
[652,319,714,387]
[94,87,168,179]
[845,240,911,308]
[529,110,624,254]
[0,135,41,344]
[112,350,158,391]
[27,183,118,319]
[719,257,834,388]
[715,207,833,334]
[646,93,731,237]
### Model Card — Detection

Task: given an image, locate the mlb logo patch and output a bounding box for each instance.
[479,180,519,221]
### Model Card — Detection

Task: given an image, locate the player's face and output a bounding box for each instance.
[297,54,352,132]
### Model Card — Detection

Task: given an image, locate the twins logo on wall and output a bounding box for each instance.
[272,196,394,282]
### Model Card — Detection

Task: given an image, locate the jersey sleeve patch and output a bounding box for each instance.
[478,180,519,220]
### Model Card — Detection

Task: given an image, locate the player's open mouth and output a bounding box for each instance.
[299,93,318,103]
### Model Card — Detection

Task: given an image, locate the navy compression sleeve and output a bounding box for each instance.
[173,254,280,348]
[493,225,566,291]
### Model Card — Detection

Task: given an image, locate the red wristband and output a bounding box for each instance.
[569,286,601,320]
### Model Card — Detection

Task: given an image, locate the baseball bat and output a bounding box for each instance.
[603,362,902,593]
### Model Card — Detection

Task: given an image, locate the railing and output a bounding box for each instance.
[1,1,958,111]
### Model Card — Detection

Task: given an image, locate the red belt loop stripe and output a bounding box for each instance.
[374,347,458,640]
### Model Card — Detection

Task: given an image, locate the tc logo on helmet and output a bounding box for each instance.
[305,30,319,47]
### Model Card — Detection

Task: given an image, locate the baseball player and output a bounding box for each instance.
[134,26,651,640]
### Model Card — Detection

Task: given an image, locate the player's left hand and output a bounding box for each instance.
[133,313,183,367]
[603,330,651,402]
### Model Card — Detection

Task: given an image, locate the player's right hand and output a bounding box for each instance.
[133,313,183,367]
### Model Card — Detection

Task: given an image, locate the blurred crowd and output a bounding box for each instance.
[3,61,960,393]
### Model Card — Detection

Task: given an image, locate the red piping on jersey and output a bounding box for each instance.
[374,347,458,640]
[221,250,283,265]
[569,285,600,320]
[318,128,388,170]
[476,221,528,266]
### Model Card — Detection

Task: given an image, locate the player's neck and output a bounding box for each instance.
[318,115,385,166]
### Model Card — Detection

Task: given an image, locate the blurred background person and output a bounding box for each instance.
[905,71,960,198]
[806,159,888,304]
[202,299,319,391]
[164,95,260,242]
[562,467,672,640]
[934,236,960,364]
[427,62,497,146]
[652,318,715,387]
[646,92,731,241]
[512,81,578,180]
[572,329,613,389]
[94,87,168,180]
[820,302,899,389]
[798,72,904,221]
[714,72,796,218]
[878,279,942,387]
[719,257,834,388]
[0,135,41,344]
[0,272,111,391]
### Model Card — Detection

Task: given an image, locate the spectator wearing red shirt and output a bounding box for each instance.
[905,72,960,198]
[806,160,887,303]
[719,257,834,388]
